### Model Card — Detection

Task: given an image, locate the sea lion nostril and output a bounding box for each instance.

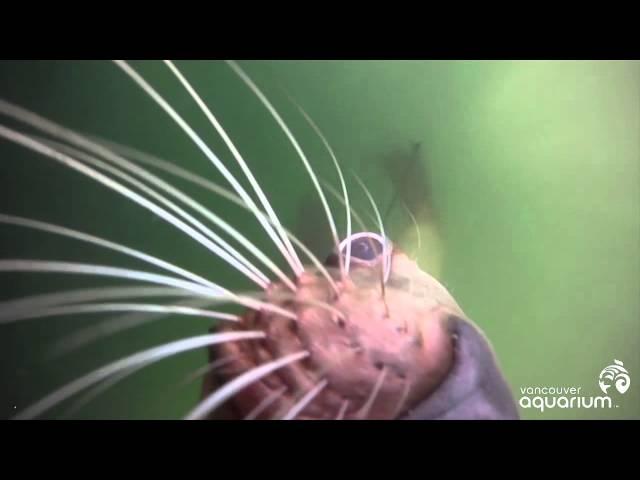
[374,361,384,370]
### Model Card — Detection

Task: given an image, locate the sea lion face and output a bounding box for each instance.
[202,232,514,420]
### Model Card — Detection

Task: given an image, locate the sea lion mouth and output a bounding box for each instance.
[201,240,459,420]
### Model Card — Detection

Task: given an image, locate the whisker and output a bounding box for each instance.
[48,296,220,358]
[0,259,222,297]
[185,350,309,420]
[226,61,342,279]
[322,177,386,285]
[0,96,300,291]
[41,138,274,290]
[320,179,370,233]
[163,60,303,277]
[142,355,240,420]
[60,362,150,419]
[0,214,218,290]
[2,111,336,299]
[178,355,237,388]
[280,378,328,420]
[283,92,350,278]
[0,285,187,315]
[0,260,297,320]
[336,399,350,420]
[65,344,243,419]
[40,136,299,293]
[277,230,340,294]
[226,293,296,320]
[0,302,240,325]
[111,61,304,277]
[244,386,288,420]
[268,292,346,322]
[353,173,390,308]
[402,201,422,254]
[352,174,388,251]
[79,138,340,295]
[0,123,270,290]
[392,380,412,419]
[12,331,266,420]
[295,299,345,321]
[356,366,388,420]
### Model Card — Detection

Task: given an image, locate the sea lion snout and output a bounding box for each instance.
[202,236,516,420]
[204,254,459,419]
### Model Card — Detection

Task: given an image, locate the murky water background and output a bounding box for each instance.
[0,60,638,419]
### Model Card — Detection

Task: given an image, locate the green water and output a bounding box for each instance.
[0,60,638,419]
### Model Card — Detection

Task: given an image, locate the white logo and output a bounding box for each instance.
[518,358,631,413]
[598,359,630,395]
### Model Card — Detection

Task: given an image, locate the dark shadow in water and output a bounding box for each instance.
[292,142,439,261]
[379,141,437,227]
[293,193,333,261]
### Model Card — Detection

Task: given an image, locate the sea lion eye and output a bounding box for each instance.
[338,232,393,283]
[350,236,383,261]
